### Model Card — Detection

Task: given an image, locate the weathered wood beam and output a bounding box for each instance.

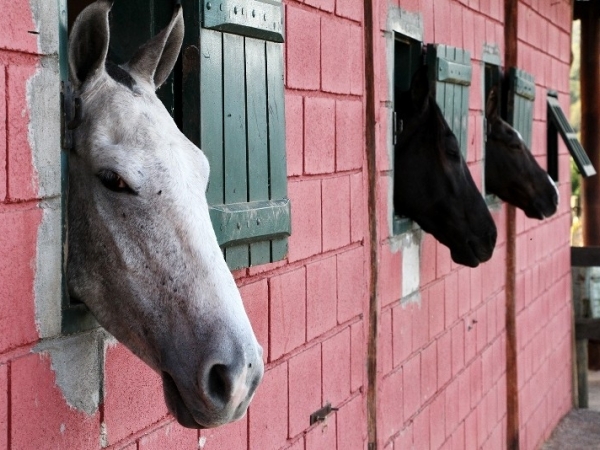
[575,318,600,340]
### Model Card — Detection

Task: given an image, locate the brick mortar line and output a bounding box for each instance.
[265,314,363,368]
[284,1,363,26]
[284,389,364,445]
[103,416,175,450]
[235,240,364,288]
[0,343,36,366]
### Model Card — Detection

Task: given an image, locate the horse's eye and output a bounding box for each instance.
[97,170,136,194]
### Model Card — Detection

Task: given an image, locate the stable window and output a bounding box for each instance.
[482,47,502,201]
[61,0,289,332]
[547,90,596,179]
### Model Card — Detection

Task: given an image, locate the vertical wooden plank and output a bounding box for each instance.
[267,41,288,262]
[527,73,534,148]
[443,48,456,140]
[223,34,250,268]
[245,38,271,266]
[200,30,225,207]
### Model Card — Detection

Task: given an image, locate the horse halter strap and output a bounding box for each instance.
[61,80,83,150]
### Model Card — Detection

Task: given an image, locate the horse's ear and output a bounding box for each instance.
[410,65,430,112]
[68,0,113,89]
[127,6,184,89]
[486,86,500,120]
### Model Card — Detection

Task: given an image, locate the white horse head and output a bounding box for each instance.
[67,0,263,428]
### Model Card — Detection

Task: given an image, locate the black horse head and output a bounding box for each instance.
[484,86,558,219]
[394,66,497,267]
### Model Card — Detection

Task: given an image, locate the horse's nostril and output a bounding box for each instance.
[207,364,233,406]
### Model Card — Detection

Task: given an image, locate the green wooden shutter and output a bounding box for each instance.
[547,91,596,178]
[507,68,535,148]
[181,0,290,270]
[426,44,472,157]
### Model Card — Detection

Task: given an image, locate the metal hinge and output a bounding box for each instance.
[309,403,338,425]
[61,80,82,150]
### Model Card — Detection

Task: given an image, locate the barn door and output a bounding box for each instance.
[507,68,535,148]
[426,44,472,158]
[181,0,290,270]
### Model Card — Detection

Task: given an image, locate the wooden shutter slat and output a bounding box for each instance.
[223,33,250,268]
[245,37,271,265]
[200,30,225,206]
[267,40,289,262]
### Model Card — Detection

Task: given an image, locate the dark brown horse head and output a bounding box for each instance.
[394,66,497,267]
[484,87,558,219]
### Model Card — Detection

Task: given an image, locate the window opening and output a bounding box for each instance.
[482,48,502,201]
[392,33,422,236]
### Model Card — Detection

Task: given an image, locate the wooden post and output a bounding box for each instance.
[504,0,519,449]
[363,0,379,448]
[572,266,589,408]
[580,3,600,245]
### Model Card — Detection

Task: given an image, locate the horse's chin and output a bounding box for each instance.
[161,371,248,429]
[450,248,481,268]
[162,371,208,429]
[450,239,494,268]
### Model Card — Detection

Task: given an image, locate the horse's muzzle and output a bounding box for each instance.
[161,346,264,429]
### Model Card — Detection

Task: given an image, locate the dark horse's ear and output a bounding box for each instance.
[127,6,184,90]
[486,86,500,120]
[68,0,113,89]
[410,65,430,112]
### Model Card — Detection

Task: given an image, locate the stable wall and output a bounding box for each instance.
[0,0,574,449]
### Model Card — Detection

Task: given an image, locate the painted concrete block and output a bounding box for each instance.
[138,422,197,449]
[321,17,351,94]
[240,280,269,364]
[336,394,366,450]
[199,416,248,450]
[103,345,168,445]
[322,175,351,252]
[337,246,366,323]
[7,64,38,201]
[248,363,288,450]
[306,256,337,340]
[269,267,307,361]
[285,94,303,176]
[0,205,41,353]
[304,97,335,174]
[11,353,100,450]
[336,99,363,172]
[288,344,322,437]
[286,7,320,90]
[305,419,337,450]
[288,179,322,262]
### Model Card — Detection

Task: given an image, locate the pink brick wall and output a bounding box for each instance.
[0,0,574,449]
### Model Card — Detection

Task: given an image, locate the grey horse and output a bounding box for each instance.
[67,0,263,428]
